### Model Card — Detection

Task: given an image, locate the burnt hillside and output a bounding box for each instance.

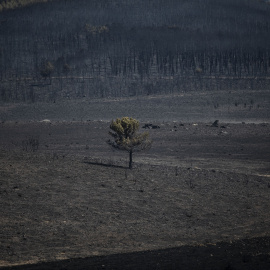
[0,0,270,102]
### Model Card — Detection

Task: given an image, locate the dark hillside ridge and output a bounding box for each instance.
[0,0,270,102]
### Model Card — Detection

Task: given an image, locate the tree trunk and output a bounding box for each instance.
[129,150,133,169]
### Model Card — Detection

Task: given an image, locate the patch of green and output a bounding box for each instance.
[0,0,58,12]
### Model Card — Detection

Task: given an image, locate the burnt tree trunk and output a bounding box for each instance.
[129,150,133,169]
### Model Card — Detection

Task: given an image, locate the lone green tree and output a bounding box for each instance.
[107,117,151,169]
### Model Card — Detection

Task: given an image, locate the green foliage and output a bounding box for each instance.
[110,117,139,139]
[0,0,58,12]
[108,117,150,151]
[84,24,109,35]
[108,117,151,169]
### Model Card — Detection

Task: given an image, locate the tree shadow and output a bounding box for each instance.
[83,161,127,169]
[2,237,270,270]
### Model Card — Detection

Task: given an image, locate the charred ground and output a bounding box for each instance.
[1,0,270,268]
[0,119,269,269]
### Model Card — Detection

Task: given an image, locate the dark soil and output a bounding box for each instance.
[0,119,269,269]
[1,90,270,123]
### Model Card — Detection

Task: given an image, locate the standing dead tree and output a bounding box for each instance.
[107,117,152,169]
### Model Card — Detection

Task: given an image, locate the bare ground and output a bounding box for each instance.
[0,120,269,269]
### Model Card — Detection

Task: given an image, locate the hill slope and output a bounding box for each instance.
[0,0,270,102]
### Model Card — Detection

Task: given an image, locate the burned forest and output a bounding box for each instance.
[1,1,270,269]
[0,0,270,102]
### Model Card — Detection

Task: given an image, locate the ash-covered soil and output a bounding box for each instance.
[0,120,270,269]
[0,90,269,123]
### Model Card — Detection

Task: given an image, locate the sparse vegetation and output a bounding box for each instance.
[0,1,270,268]
[0,0,58,12]
[107,117,151,169]
[0,121,270,269]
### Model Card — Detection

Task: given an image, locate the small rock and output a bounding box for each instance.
[211,120,219,127]
[41,119,51,123]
